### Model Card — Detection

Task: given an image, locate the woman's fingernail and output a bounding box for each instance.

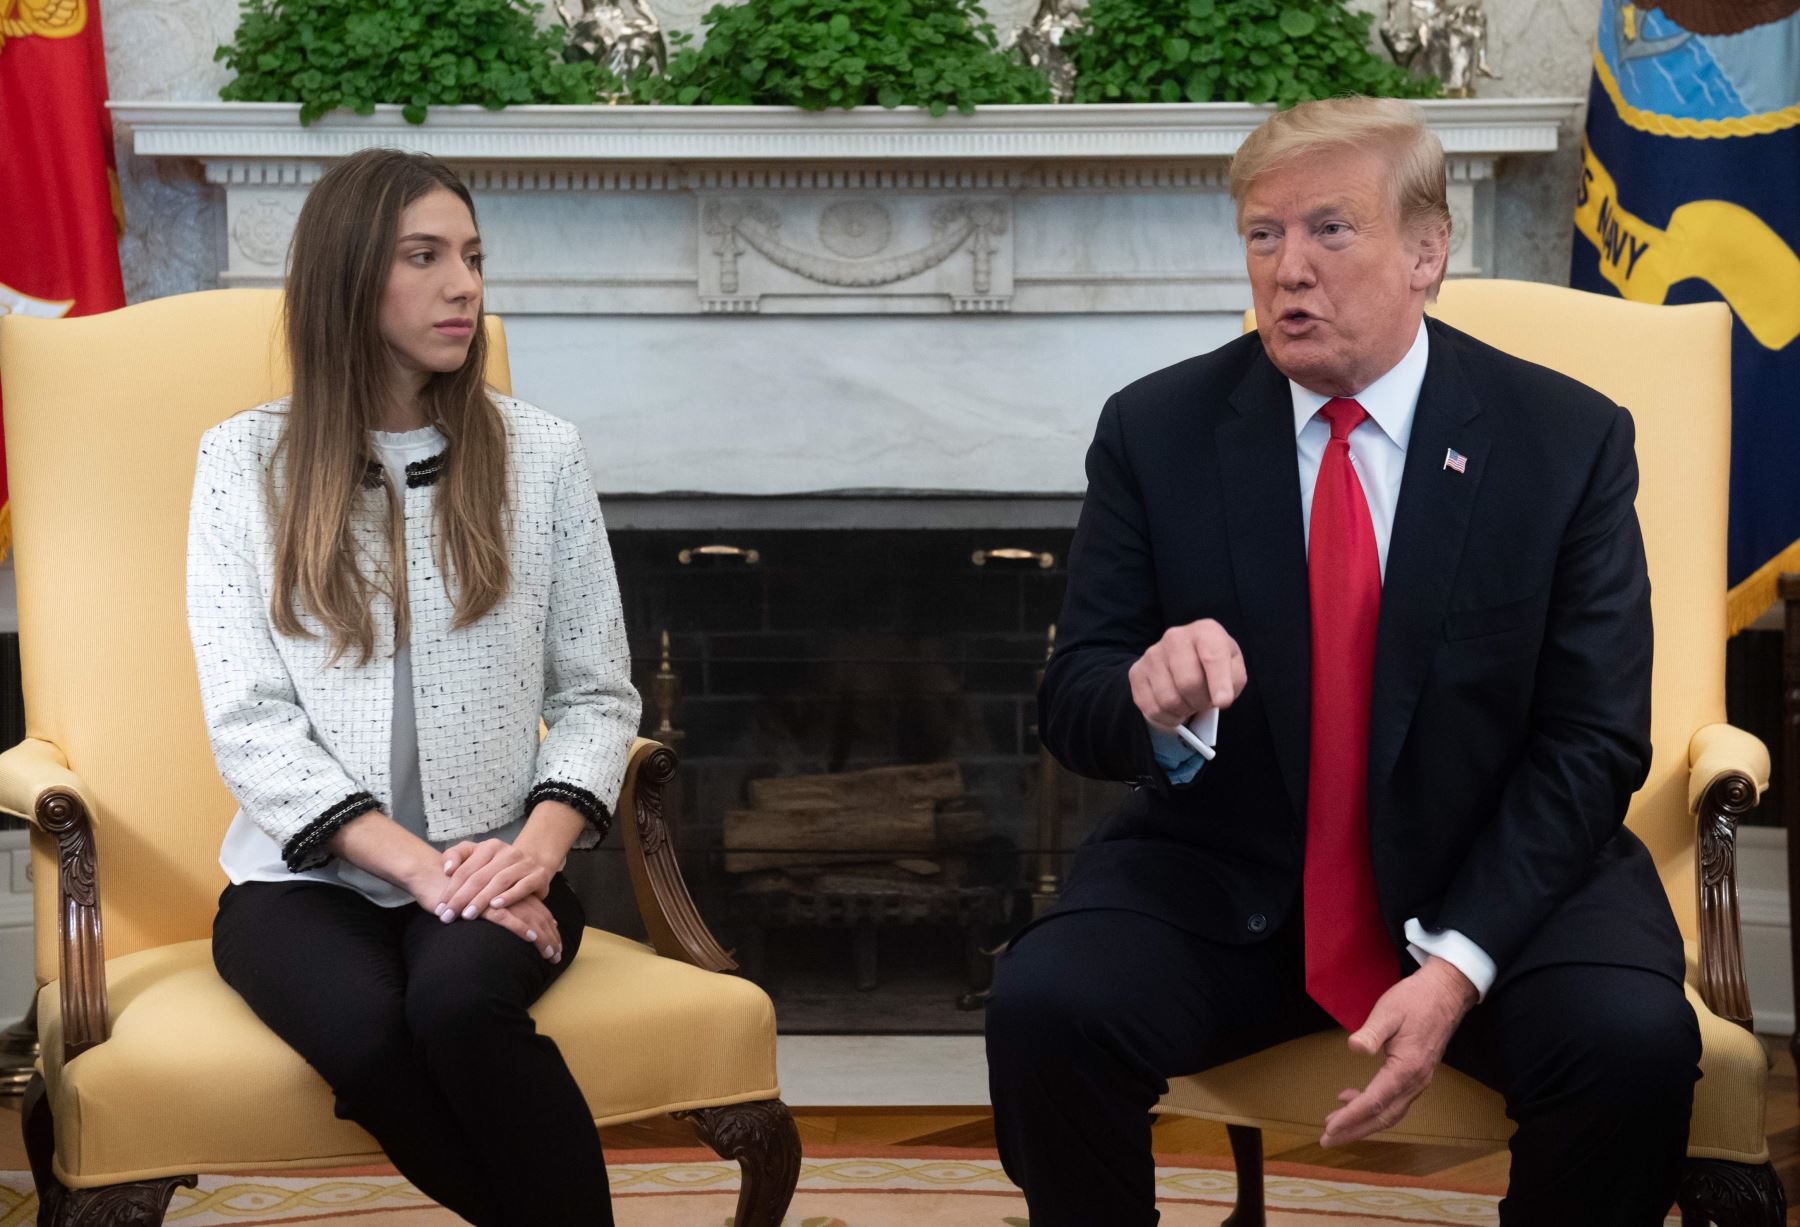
[440,910,454,924]
[434,903,445,916]
[492,897,504,909]
[444,861,454,874]
[462,905,477,920]
[526,929,538,941]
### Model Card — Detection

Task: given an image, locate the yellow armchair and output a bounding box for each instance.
[1154,281,1779,1226]
[0,289,801,1226]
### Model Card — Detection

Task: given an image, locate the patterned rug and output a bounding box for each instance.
[0,1148,1678,1225]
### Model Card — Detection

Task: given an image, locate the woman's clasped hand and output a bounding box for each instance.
[431,838,563,962]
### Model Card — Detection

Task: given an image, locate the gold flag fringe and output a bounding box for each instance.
[1726,536,1800,636]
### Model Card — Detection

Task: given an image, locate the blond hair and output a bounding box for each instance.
[1230,96,1452,294]
[274,149,511,667]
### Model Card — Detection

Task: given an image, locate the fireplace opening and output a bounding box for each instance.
[590,525,1126,1034]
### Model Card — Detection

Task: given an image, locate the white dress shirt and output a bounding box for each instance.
[1149,320,1498,1000]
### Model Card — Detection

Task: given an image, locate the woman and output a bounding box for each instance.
[189,148,640,1226]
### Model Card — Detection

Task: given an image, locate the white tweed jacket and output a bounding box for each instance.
[187,395,642,871]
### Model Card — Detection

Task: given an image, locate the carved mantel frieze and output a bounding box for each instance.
[699,194,1013,313]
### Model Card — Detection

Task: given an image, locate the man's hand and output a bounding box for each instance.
[1319,957,1478,1148]
[1128,619,1247,730]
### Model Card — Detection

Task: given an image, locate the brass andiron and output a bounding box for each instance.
[649,630,684,748]
[957,624,1065,1010]
[1030,624,1064,918]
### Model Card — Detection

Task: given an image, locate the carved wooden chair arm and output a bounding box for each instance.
[0,738,109,1064]
[1687,721,1768,1031]
[615,738,736,972]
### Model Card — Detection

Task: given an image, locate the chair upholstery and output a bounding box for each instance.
[0,288,782,1191]
[1154,280,1769,1164]
[39,933,777,1185]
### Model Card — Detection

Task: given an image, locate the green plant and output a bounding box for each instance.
[1065,0,1440,106]
[216,0,600,125]
[623,0,1053,115]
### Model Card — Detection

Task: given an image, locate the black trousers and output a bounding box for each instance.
[985,908,1700,1227]
[212,876,611,1227]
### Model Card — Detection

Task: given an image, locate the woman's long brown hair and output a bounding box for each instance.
[271,149,510,666]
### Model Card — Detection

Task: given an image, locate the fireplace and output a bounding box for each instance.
[568,523,1128,1033]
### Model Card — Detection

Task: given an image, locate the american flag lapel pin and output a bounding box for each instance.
[1443,447,1468,474]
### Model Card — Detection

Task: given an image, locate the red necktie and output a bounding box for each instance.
[1303,397,1396,1031]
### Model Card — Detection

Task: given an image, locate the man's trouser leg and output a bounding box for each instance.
[1445,962,1700,1227]
[985,909,1330,1227]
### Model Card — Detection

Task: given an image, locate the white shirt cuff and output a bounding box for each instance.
[1404,918,1497,1002]
[1145,708,1218,785]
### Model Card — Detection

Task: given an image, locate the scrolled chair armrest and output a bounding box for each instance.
[0,738,110,1062]
[616,737,736,973]
[1686,722,1768,1032]
[0,737,94,826]
[1687,722,1770,815]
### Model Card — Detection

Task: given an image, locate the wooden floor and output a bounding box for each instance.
[0,1039,1790,1217]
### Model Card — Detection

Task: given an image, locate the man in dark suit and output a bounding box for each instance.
[984,96,1699,1226]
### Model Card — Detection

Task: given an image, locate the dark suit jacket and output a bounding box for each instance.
[1039,316,1684,991]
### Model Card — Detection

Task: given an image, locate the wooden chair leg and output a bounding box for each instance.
[40,1179,197,1227]
[1675,1157,1786,1226]
[677,1098,802,1227]
[23,1071,195,1226]
[1222,1123,1266,1227]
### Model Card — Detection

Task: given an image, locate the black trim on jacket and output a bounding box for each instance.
[524,780,613,841]
[281,792,382,871]
[405,452,447,488]
[359,450,448,490]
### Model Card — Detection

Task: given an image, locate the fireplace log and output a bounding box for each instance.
[747,762,965,810]
[723,801,990,873]
[723,801,947,872]
[724,848,905,873]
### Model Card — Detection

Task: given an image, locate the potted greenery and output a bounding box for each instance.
[213,0,1438,124]
[215,0,599,124]
[619,0,1052,115]
[1066,0,1440,105]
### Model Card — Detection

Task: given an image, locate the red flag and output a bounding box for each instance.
[0,0,127,561]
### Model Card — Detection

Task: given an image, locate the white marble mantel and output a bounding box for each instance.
[114,99,1580,500]
[115,98,1574,161]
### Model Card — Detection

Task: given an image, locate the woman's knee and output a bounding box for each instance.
[318,1025,418,1111]
[405,979,533,1058]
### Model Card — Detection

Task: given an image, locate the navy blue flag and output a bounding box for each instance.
[1571,0,1800,632]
